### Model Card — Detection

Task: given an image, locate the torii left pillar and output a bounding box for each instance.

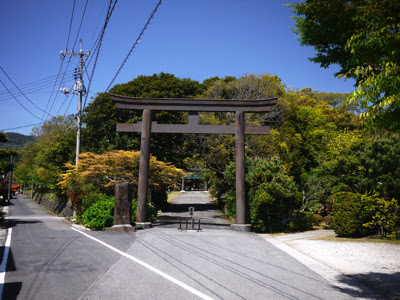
[136,109,152,229]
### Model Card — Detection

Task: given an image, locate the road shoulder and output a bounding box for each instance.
[258,232,384,299]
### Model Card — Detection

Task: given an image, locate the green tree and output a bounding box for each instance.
[14,116,76,192]
[82,73,204,167]
[222,157,300,232]
[58,150,184,213]
[0,132,8,143]
[313,132,400,207]
[289,0,400,129]
[263,88,357,182]
[185,74,286,176]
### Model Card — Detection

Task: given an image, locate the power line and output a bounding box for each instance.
[0,67,54,118]
[71,0,89,52]
[66,0,76,51]
[105,0,163,92]
[0,79,43,121]
[44,0,90,122]
[83,0,118,110]
[0,70,73,96]
[1,122,43,131]
[0,73,74,102]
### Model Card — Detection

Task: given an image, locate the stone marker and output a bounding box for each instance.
[106,181,135,232]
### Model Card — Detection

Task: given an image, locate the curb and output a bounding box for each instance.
[258,234,384,300]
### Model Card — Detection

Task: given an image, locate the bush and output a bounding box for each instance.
[323,215,333,226]
[221,157,301,232]
[150,187,168,212]
[332,192,369,237]
[0,181,8,202]
[363,194,400,239]
[313,214,324,226]
[287,211,315,232]
[333,191,400,239]
[131,200,157,223]
[82,193,110,213]
[81,196,115,230]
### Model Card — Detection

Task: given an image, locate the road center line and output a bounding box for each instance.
[71,227,214,300]
[0,228,13,300]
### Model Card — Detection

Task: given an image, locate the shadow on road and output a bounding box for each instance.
[2,281,22,300]
[333,271,400,299]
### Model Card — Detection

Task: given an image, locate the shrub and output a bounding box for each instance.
[363,194,400,239]
[333,191,400,239]
[287,211,315,232]
[332,192,368,237]
[222,157,301,232]
[81,196,115,230]
[0,181,8,202]
[323,215,333,226]
[82,193,110,213]
[247,158,301,232]
[150,187,168,212]
[313,214,324,226]
[131,200,157,223]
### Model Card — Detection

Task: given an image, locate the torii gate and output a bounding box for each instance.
[111,95,277,231]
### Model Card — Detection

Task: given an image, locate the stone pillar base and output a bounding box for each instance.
[136,222,152,229]
[106,224,135,232]
[231,224,252,232]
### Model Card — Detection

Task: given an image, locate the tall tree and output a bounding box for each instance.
[289,0,400,129]
[82,73,204,167]
[185,74,286,176]
[15,116,76,191]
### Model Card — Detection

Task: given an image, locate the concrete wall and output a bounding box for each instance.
[29,192,75,217]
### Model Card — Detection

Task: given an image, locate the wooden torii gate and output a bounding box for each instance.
[111,95,277,231]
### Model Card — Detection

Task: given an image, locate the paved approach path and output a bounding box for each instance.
[154,191,231,229]
[0,194,374,299]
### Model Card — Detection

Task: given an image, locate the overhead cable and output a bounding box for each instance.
[0,67,54,118]
[66,0,76,51]
[83,0,118,110]
[1,122,43,131]
[105,0,163,92]
[0,79,43,121]
[0,70,73,96]
[71,0,89,52]
[0,74,74,102]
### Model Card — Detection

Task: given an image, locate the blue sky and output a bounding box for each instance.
[0,0,355,135]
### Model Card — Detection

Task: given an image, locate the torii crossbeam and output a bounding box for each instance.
[111,94,278,230]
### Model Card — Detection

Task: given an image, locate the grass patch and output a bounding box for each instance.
[314,234,400,245]
[167,191,181,203]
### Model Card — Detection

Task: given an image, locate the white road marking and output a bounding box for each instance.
[71,227,214,300]
[8,216,63,220]
[0,228,13,300]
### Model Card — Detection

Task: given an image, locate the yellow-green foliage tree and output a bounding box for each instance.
[58,150,185,212]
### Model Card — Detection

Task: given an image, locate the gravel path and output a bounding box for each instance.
[263,231,400,299]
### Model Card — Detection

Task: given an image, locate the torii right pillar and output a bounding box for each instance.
[231,111,251,231]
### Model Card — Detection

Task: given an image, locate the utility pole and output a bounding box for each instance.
[7,154,13,202]
[61,40,90,165]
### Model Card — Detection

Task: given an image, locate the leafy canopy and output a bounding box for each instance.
[289,0,400,130]
[58,150,185,211]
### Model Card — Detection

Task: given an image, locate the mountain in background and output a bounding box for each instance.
[0,132,35,150]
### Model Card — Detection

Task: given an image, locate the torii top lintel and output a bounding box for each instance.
[110,94,278,112]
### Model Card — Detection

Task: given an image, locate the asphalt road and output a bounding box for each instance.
[1,194,362,299]
[154,192,231,229]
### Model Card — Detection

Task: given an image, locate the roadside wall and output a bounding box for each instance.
[27,191,75,217]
